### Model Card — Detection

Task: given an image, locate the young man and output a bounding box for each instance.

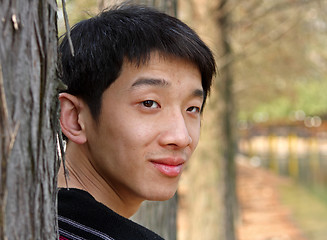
[57,4,216,240]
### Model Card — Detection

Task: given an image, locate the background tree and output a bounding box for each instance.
[0,0,59,239]
[178,0,327,240]
[233,0,327,121]
[215,1,237,239]
[177,0,223,239]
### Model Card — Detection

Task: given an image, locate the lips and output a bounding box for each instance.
[151,158,186,177]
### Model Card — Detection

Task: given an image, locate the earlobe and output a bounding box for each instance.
[59,93,87,144]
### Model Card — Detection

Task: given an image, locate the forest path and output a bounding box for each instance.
[236,158,307,240]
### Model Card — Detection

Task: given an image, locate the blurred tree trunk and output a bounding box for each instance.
[136,0,177,16]
[215,0,237,240]
[98,0,105,11]
[130,2,178,240]
[0,1,59,239]
[132,194,178,240]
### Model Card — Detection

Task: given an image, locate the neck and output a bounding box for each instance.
[57,142,142,218]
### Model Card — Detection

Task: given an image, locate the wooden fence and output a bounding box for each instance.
[238,120,327,190]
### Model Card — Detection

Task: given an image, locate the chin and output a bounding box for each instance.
[145,188,177,201]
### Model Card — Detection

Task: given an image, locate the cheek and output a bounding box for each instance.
[192,128,201,149]
[116,117,158,149]
[188,121,201,151]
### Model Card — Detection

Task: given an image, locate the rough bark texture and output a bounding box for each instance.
[216,0,237,240]
[130,1,178,239]
[0,1,59,239]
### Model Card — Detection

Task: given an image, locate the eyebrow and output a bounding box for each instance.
[193,89,204,100]
[131,77,204,99]
[131,78,170,88]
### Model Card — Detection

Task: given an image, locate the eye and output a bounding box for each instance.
[187,106,201,113]
[142,100,160,109]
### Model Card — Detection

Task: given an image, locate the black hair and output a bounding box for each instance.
[59,3,216,120]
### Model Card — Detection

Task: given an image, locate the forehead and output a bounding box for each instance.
[114,52,202,89]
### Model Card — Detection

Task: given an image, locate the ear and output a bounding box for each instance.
[59,93,87,144]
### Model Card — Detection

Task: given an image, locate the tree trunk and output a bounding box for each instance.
[215,1,237,240]
[130,1,178,240]
[0,1,59,239]
[129,0,177,17]
[132,194,178,240]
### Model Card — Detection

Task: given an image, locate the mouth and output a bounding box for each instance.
[150,158,186,177]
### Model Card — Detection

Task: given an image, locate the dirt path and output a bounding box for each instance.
[236,158,307,240]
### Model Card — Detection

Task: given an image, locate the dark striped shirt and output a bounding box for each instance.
[58,188,164,240]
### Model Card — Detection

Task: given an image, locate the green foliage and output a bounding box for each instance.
[295,79,327,116]
[254,96,294,120]
[239,78,327,122]
[233,1,327,123]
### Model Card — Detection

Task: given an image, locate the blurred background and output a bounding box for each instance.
[58,0,327,239]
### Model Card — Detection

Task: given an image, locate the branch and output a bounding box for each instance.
[59,0,73,186]
[231,0,319,29]
[215,0,248,22]
[218,15,300,69]
[98,0,105,11]
[61,0,74,56]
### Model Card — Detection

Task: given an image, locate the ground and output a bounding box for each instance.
[177,156,325,240]
[236,158,307,240]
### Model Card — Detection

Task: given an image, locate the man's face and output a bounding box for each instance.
[84,53,203,203]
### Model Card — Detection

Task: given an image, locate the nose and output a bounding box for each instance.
[158,111,192,149]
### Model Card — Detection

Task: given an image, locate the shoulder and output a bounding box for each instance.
[58,188,164,240]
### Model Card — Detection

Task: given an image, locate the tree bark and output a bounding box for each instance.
[215,0,237,240]
[0,1,59,239]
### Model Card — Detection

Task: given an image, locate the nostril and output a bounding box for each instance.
[167,143,178,146]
